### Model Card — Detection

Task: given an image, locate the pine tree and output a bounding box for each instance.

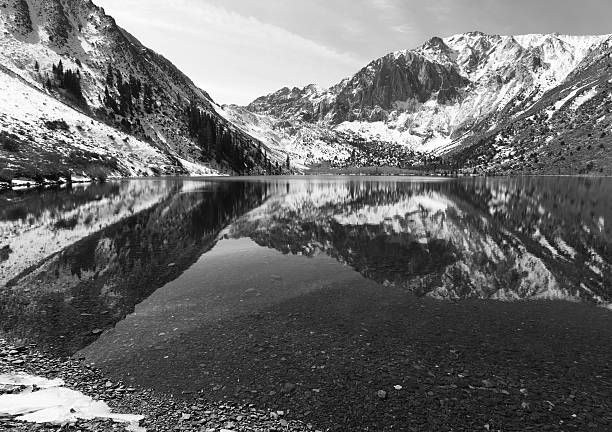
[118,82,132,116]
[34,61,39,72]
[143,83,153,114]
[104,86,117,111]
[106,64,114,87]
[215,130,223,163]
[129,74,141,99]
[62,68,83,100]
[286,154,290,170]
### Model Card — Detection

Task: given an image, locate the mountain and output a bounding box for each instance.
[448,35,612,175]
[0,0,289,188]
[2,3,609,179]
[228,31,612,174]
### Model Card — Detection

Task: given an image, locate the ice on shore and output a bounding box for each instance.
[0,373,65,390]
[0,373,144,431]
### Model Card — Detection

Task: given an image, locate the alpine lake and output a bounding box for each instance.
[1,176,611,430]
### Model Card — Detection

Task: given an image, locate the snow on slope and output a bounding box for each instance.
[220,105,350,169]
[238,32,610,163]
[0,68,218,181]
[0,373,143,430]
[0,0,270,180]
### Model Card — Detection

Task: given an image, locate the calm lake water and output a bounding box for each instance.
[1,176,612,427]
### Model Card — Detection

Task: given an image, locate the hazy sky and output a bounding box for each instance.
[95,0,612,105]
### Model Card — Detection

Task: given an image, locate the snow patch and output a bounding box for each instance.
[0,374,144,431]
[570,86,598,110]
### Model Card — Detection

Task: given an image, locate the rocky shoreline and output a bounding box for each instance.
[0,338,313,432]
[2,292,612,432]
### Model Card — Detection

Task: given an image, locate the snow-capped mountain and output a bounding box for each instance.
[451,34,612,175]
[229,31,612,172]
[2,2,609,179]
[0,0,289,187]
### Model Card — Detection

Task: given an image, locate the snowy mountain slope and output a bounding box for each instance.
[220,105,352,168]
[234,31,610,170]
[0,0,289,184]
[0,65,218,186]
[447,35,612,175]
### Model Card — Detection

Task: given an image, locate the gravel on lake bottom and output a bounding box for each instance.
[0,338,313,432]
[2,295,612,431]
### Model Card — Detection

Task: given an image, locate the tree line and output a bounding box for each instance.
[103,64,154,117]
[187,102,288,175]
[45,60,84,102]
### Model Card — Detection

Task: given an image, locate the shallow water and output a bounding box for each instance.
[1,176,612,427]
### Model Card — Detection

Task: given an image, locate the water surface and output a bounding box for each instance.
[1,176,612,429]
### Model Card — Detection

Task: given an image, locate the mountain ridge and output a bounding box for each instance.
[227,31,612,173]
[1,2,611,179]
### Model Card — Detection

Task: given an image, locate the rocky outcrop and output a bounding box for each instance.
[248,51,468,125]
[38,0,72,46]
[3,0,33,35]
[328,52,469,123]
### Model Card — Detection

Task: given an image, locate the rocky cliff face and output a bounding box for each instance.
[249,52,468,125]
[0,0,289,185]
[231,31,612,172]
[327,51,469,123]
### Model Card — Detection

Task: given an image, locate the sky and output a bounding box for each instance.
[95,0,612,105]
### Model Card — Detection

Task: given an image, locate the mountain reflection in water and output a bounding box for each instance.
[0,176,611,356]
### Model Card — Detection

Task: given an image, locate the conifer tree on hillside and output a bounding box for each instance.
[50,61,84,101]
[106,64,114,87]
[104,85,118,112]
[62,69,83,100]
[143,83,154,114]
[118,82,132,116]
[129,74,141,100]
